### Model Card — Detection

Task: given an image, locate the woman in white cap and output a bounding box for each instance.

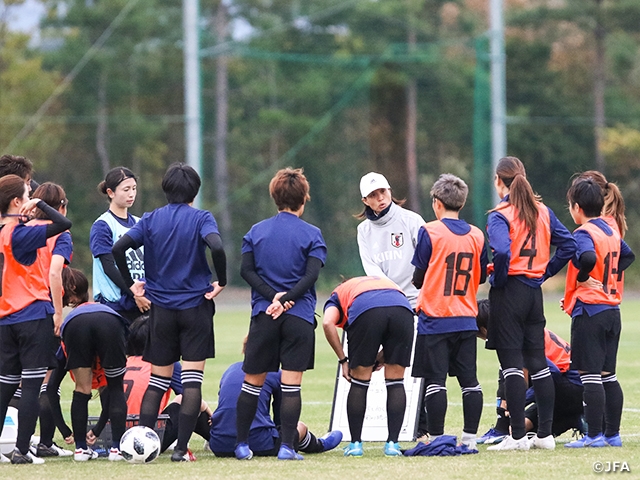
[355,172,427,438]
[356,172,425,310]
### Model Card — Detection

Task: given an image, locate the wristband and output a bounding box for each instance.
[338,356,349,365]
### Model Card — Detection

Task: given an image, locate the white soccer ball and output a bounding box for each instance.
[119,426,161,464]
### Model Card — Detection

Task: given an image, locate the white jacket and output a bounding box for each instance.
[357,202,425,309]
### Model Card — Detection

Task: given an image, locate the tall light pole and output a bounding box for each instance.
[183,0,202,208]
[490,0,506,204]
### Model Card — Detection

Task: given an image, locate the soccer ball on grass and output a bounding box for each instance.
[119,426,161,464]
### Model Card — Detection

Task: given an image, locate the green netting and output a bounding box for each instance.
[197,36,492,283]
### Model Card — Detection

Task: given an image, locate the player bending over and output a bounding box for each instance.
[323,276,414,457]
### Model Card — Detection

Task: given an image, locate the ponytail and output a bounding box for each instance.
[603,182,627,237]
[508,175,540,235]
[491,156,540,235]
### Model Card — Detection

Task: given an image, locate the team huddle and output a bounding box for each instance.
[0,153,634,465]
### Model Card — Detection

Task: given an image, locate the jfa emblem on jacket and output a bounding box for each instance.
[391,233,404,248]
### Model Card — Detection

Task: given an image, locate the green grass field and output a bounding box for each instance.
[3,295,640,479]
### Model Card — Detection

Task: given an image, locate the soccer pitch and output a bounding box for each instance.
[4,295,640,479]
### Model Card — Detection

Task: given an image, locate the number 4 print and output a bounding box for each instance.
[519,232,537,270]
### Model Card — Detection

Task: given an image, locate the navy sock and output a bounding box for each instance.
[176,370,204,452]
[71,391,92,450]
[581,374,605,438]
[531,368,555,438]
[502,368,526,439]
[280,384,302,448]
[602,374,623,437]
[194,411,211,441]
[460,383,483,435]
[346,378,369,442]
[0,378,20,440]
[386,378,406,443]
[425,382,447,436]
[39,383,56,447]
[16,372,46,454]
[495,406,510,433]
[139,374,171,428]
[299,428,323,453]
[104,371,127,449]
[236,381,261,444]
[46,367,72,439]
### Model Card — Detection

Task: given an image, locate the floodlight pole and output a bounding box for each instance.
[183,0,203,208]
[489,0,506,204]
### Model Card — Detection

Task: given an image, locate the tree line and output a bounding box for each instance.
[1,0,640,286]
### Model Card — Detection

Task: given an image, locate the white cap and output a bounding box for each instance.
[360,172,391,198]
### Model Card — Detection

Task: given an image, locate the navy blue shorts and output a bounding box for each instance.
[570,308,620,373]
[346,306,414,369]
[412,330,477,380]
[243,313,315,373]
[144,298,215,366]
[0,316,57,374]
[63,311,127,371]
[486,277,545,351]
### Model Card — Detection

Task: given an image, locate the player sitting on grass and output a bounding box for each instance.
[563,178,634,448]
[210,362,342,457]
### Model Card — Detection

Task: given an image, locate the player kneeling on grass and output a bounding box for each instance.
[60,267,128,462]
[323,276,414,457]
[410,174,488,451]
[210,362,342,457]
[562,178,634,448]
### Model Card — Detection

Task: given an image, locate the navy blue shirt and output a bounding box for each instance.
[242,212,327,324]
[571,218,634,318]
[209,362,280,453]
[60,302,128,335]
[90,212,137,257]
[324,289,412,328]
[52,231,73,263]
[125,203,220,310]
[487,197,576,288]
